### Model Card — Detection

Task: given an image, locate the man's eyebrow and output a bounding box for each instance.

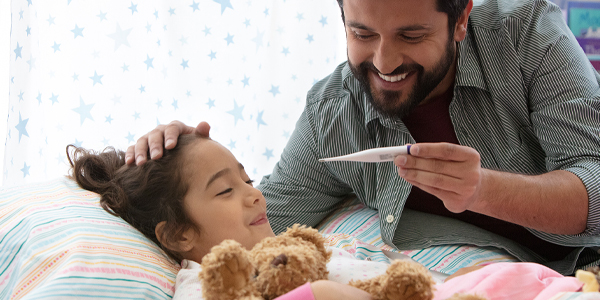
[346,21,430,32]
[205,163,246,189]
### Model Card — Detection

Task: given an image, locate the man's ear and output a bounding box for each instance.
[453,0,474,42]
[155,221,197,253]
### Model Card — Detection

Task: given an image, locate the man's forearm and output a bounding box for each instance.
[470,169,588,235]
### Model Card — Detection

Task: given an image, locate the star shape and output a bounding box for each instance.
[90,71,103,86]
[128,2,138,14]
[111,95,122,104]
[319,16,328,26]
[241,75,250,87]
[21,162,30,178]
[71,24,84,38]
[179,35,188,45]
[107,24,132,51]
[263,148,274,160]
[269,85,280,97]
[146,22,152,32]
[122,63,129,72]
[132,111,141,120]
[144,54,154,70]
[263,8,269,16]
[226,100,245,125]
[126,132,135,143]
[203,26,211,36]
[15,112,29,142]
[14,43,22,60]
[190,1,200,12]
[156,99,162,108]
[72,97,95,124]
[243,19,250,27]
[281,47,290,56]
[97,11,107,21]
[181,59,189,69]
[208,50,217,60]
[26,55,36,71]
[47,15,55,26]
[52,42,61,52]
[228,140,236,149]
[224,33,234,45]
[306,34,314,43]
[168,7,176,15]
[139,85,146,93]
[72,73,79,81]
[252,30,264,52]
[207,98,215,109]
[36,92,42,104]
[105,115,113,123]
[213,0,233,14]
[26,26,31,36]
[18,91,24,101]
[73,139,83,147]
[154,9,159,19]
[296,13,304,21]
[49,93,59,104]
[172,99,178,110]
[256,110,267,129]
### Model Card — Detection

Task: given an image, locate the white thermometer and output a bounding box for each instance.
[319,145,412,163]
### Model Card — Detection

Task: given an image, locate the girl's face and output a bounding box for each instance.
[181,139,275,262]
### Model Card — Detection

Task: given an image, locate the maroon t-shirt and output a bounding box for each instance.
[400,86,575,261]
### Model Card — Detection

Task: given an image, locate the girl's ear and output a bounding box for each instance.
[155,221,196,253]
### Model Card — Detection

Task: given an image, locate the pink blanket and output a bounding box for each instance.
[433,263,583,300]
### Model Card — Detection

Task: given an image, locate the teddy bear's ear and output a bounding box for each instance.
[282,224,331,259]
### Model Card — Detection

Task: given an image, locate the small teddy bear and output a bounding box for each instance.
[199,224,449,300]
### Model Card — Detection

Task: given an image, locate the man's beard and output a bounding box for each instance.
[349,40,456,119]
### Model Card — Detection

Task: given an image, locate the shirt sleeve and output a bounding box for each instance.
[173,260,203,300]
[259,105,353,234]
[519,1,600,239]
[274,282,316,300]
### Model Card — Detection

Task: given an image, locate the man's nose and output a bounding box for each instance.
[373,38,403,75]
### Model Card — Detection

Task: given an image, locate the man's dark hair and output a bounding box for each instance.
[335,0,470,33]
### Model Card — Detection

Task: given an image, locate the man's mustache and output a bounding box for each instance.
[358,61,422,76]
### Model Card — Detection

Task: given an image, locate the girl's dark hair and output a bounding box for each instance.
[335,0,470,34]
[67,134,201,262]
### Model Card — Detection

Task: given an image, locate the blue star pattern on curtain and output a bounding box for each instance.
[6,0,346,186]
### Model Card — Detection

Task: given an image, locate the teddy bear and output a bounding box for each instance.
[199,224,484,300]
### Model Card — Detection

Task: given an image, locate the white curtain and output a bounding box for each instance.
[6,0,346,187]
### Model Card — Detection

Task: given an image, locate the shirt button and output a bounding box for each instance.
[386,215,394,223]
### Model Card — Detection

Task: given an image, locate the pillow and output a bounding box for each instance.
[0,177,179,300]
[318,200,519,275]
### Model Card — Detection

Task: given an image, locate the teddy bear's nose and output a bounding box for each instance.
[271,254,288,267]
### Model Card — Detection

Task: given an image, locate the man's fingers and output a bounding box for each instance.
[195,121,211,137]
[399,168,466,193]
[125,145,135,165]
[147,127,166,160]
[164,121,195,149]
[410,143,480,162]
[134,135,150,165]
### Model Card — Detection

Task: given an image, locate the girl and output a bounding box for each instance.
[67,134,375,300]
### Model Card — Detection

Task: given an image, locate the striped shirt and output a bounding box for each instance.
[259,0,600,274]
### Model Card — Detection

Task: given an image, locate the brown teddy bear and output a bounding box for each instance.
[199,224,483,300]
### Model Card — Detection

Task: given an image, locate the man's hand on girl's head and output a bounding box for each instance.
[125,121,211,166]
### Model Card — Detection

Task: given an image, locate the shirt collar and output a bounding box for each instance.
[455,22,488,91]
[341,63,403,128]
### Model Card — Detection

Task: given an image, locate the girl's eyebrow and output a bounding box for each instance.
[205,163,245,189]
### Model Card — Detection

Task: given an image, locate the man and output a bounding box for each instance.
[128,0,600,274]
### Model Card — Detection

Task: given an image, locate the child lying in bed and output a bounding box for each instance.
[67,134,587,300]
[67,134,382,300]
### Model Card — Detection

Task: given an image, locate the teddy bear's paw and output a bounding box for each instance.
[445,293,487,300]
[200,240,258,300]
[381,260,435,300]
[281,224,332,261]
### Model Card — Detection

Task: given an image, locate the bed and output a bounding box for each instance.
[0,177,596,299]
